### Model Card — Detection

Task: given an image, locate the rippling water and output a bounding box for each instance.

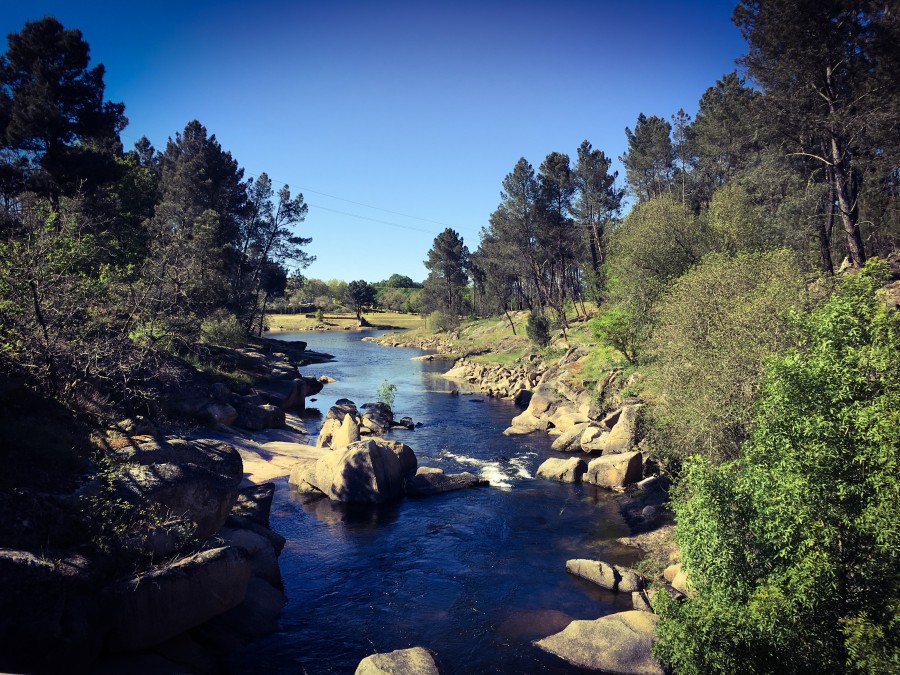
[232,330,639,674]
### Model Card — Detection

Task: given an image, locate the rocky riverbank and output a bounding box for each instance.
[0,338,335,673]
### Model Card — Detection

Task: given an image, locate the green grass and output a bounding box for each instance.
[267,311,424,332]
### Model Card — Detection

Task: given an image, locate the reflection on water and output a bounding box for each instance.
[232,330,638,674]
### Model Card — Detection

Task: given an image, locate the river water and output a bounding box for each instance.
[232,330,639,674]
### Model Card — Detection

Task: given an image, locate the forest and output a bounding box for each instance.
[0,1,899,673]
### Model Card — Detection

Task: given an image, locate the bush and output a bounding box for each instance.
[375,379,397,408]
[653,260,900,674]
[427,310,457,332]
[526,311,551,347]
[645,250,812,461]
[200,310,246,348]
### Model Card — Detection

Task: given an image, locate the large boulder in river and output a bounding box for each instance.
[361,401,394,435]
[406,467,484,497]
[332,413,362,449]
[565,558,618,590]
[312,439,416,503]
[536,457,587,483]
[105,546,252,652]
[585,451,643,489]
[355,646,440,675]
[535,611,663,675]
[548,405,590,434]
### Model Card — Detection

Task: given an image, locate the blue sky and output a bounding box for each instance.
[2,1,747,282]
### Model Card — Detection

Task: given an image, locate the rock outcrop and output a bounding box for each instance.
[104,546,252,652]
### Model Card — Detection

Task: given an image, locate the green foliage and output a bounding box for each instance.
[345,279,377,320]
[199,310,246,348]
[646,250,812,461]
[526,311,551,348]
[654,260,900,674]
[375,379,397,408]
[315,308,324,323]
[426,310,457,333]
[591,305,645,364]
[707,183,767,254]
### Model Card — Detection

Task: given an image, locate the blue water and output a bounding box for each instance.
[232,330,639,674]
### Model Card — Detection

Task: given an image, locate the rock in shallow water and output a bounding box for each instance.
[355,646,440,675]
[406,467,485,497]
[536,457,587,483]
[534,610,663,675]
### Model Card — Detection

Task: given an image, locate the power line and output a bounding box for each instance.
[119,130,450,235]
[306,203,437,234]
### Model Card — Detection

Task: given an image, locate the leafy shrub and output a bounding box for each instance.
[427,310,457,332]
[199,310,246,348]
[654,260,900,674]
[376,379,397,408]
[645,250,811,461]
[526,311,551,347]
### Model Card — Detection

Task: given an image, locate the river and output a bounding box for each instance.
[231,330,639,674]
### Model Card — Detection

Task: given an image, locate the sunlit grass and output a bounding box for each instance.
[266,311,424,332]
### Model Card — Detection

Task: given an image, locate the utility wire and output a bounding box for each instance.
[119,130,450,235]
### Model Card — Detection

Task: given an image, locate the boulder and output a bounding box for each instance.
[235,403,286,431]
[105,546,251,652]
[355,646,440,675]
[513,389,533,409]
[525,386,557,417]
[632,590,653,612]
[615,566,644,593]
[121,438,243,486]
[395,416,415,430]
[548,406,590,434]
[536,458,587,483]
[316,417,339,448]
[600,403,643,454]
[311,439,414,503]
[585,452,643,488]
[231,482,276,528]
[332,413,362,449]
[326,399,360,422]
[378,440,418,478]
[535,611,663,675]
[502,425,539,436]
[218,525,282,587]
[361,402,393,435]
[114,456,242,540]
[0,550,103,673]
[551,423,589,452]
[580,426,609,454]
[206,402,238,425]
[254,378,303,410]
[205,576,287,639]
[508,410,549,432]
[664,563,691,595]
[406,467,484,497]
[288,458,322,494]
[565,558,618,591]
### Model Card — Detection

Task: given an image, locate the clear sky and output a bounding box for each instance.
[2,0,747,283]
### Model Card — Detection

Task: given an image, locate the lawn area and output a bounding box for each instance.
[266,311,424,332]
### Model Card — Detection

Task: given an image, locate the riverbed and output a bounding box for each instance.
[231,330,639,674]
